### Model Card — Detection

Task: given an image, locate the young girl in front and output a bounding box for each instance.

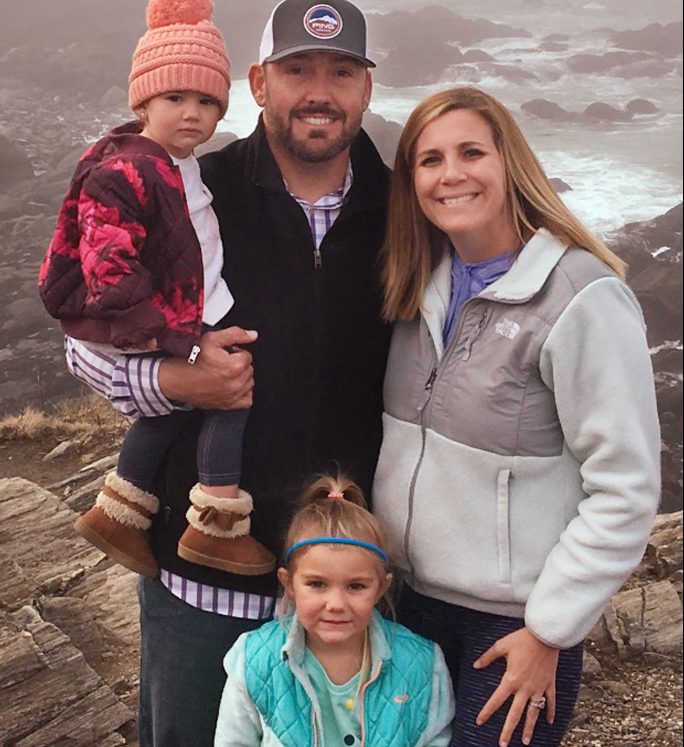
[214,474,455,747]
[38,0,274,578]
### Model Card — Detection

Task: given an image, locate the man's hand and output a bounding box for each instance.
[474,626,559,747]
[158,327,257,410]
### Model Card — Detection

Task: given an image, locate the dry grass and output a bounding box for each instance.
[0,394,127,441]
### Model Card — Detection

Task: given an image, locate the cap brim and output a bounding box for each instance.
[262,45,375,68]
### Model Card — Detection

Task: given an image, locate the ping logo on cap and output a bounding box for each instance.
[303,4,343,39]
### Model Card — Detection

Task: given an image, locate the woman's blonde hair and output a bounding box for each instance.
[382,86,627,321]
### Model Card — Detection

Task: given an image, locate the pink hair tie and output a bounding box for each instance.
[328,491,344,500]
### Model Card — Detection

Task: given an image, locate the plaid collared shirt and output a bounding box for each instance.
[65,165,353,618]
[290,163,353,255]
[65,337,175,419]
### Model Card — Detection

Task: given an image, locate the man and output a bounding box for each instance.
[120,1,390,743]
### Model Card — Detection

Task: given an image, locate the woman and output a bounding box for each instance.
[372,86,660,747]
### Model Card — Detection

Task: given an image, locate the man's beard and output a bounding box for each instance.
[268,105,361,163]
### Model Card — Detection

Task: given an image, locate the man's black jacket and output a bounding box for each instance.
[150,118,392,595]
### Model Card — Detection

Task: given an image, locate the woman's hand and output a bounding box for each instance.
[473,627,559,747]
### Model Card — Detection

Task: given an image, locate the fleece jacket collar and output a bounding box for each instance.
[422,228,568,357]
[485,228,567,302]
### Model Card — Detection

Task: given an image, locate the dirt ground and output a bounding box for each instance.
[0,435,117,485]
[0,395,125,485]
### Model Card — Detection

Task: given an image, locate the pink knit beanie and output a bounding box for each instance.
[129,0,230,116]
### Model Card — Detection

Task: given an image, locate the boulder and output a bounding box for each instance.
[366,6,530,50]
[37,595,107,665]
[0,476,140,744]
[376,42,464,87]
[608,204,683,341]
[0,606,132,746]
[6,295,47,332]
[582,102,633,123]
[539,40,569,52]
[462,49,495,63]
[0,134,34,190]
[626,98,658,115]
[0,475,139,665]
[607,206,683,513]
[194,130,239,158]
[65,473,107,514]
[0,192,24,220]
[588,512,683,660]
[362,111,402,168]
[0,478,103,608]
[50,141,92,176]
[643,512,684,583]
[100,86,127,109]
[521,98,576,121]
[567,50,637,74]
[612,59,681,80]
[610,203,683,268]
[549,178,572,193]
[478,62,537,84]
[612,22,683,58]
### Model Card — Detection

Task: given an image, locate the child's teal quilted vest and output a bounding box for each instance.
[245,615,434,746]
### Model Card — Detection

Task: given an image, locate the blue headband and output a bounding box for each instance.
[284,537,390,568]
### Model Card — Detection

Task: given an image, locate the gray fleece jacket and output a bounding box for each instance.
[373,229,661,649]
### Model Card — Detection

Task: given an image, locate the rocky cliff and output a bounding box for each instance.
[0,458,680,745]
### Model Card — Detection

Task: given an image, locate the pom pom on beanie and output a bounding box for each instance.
[129,0,230,116]
[146,0,214,28]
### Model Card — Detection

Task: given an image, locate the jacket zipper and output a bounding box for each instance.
[423,299,488,420]
[403,426,427,576]
[462,308,489,361]
[305,218,324,465]
[425,366,437,392]
[404,341,441,571]
[359,661,383,746]
[418,366,437,413]
[404,301,488,571]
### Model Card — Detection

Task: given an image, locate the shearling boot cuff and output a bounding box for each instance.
[106,472,159,512]
[185,485,252,539]
[95,472,158,530]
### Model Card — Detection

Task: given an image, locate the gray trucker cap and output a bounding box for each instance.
[259,0,375,67]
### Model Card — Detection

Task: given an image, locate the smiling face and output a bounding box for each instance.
[249,52,371,165]
[412,107,519,261]
[278,541,390,657]
[138,91,223,159]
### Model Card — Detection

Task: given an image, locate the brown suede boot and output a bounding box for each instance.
[177,485,275,575]
[73,472,159,577]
